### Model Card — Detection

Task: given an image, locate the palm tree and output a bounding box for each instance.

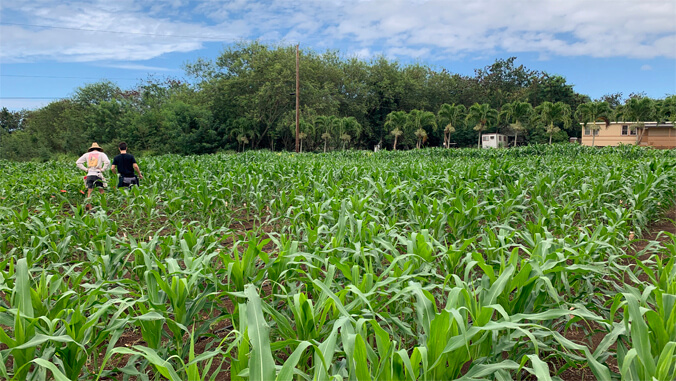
[575,101,611,147]
[336,117,362,150]
[229,118,256,152]
[407,109,437,149]
[296,119,313,153]
[614,104,627,123]
[466,103,498,148]
[534,101,571,144]
[625,97,655,144]
[316,115,336,153]
[414,128,428,149]
[499,101,532,147]
[385,111,408,150]
[438,104,466,148]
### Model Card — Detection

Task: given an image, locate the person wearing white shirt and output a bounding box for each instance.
[75,142,111,205]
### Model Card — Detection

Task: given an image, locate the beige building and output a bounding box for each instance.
[581,122,676,148]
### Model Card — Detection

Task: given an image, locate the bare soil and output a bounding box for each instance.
[4,202,675,380]
[555,203,676,380]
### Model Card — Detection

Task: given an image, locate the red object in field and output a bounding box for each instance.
[80,190,85,194]
[60,190,67,193]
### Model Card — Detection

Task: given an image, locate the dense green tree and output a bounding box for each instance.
[363,57,406,145]
[597,92,624,109]
[0,108,25,134]
[197,42,296,149]
[657,95,676,124]
[74,81,121,106]
[0,108,29,160]
[162,101,217,155]
[475,57,538,108]
[2,42,664,160]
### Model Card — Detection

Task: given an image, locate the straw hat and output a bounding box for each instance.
[87,142,103,152]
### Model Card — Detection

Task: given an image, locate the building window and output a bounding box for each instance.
[490,136,495,140]
[483,136,489,141]
[585,127,591,135]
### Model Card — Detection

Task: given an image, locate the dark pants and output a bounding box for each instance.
[86,176,104,189]
[117,176,139,188]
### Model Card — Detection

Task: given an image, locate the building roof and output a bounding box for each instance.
[580,121,674,128]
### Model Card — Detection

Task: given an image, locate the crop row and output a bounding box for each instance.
[0,144,675,380]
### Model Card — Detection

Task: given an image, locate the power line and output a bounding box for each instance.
[0,22,240,41]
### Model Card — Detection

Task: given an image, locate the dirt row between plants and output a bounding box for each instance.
[3,205,675,380]
[555,204,676,381]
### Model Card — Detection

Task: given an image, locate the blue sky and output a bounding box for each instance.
[1,0,675,111]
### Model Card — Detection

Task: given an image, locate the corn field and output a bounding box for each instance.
[1,144,676,380]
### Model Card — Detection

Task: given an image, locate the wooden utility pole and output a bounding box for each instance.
[295,44,300,153]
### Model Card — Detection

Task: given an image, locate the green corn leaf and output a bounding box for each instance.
[620,348,640,381]
[311,278,356,322]
[484,265,514,306]
[0,353,6,380]
[457,360,520,380]
[97,346,181,381]
[313,317,347,381]
[353,334,371,381]
[13,333,77,350]
[31,359,70,381]
[526,355,552,381]
[276,341,312,381]
[15,258,34,318]
[395,348,417,381]
[245,284,276,381]
[187,329,199,381]
[655,341,676,381]
[625,293,657,376]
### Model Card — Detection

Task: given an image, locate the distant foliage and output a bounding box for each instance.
[1,43,674,161]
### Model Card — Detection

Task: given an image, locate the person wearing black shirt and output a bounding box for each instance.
[111,142,143,187]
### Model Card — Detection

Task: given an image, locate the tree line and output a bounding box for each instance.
[1,42,674,160]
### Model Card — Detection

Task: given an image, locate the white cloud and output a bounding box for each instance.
[641,64,653,71]
[1,0,675,64]
[350,48,374,60]
[0,98,54,111]
[386,47,431,60]
[98,63,177,71]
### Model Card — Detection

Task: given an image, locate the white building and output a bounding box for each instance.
[481,133,508,148]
